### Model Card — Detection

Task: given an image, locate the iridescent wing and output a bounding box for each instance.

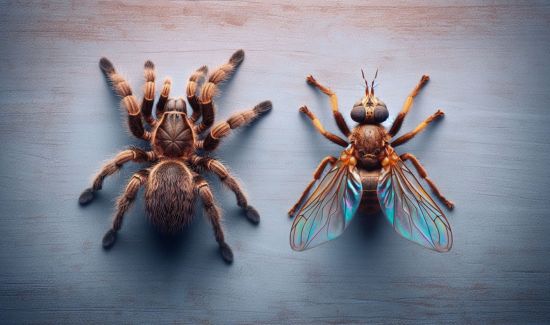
[377,157,452,252]
[290,160,363,251]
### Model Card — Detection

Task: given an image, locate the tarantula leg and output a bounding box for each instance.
[141,60,156,126]
[103,169,149,249]
[187,65,208,123]
[155,78,172,118]
[299,105,348,147]
[388,75,430,137]
[202,101,272,152]
[99,57,151,140]
[196,50,245,134]
[79,148,155,205]
[306,75,351,137]
[288,156,338,217]
[399,153,454,209]
[191,155,260,224]
[102,229,117,248]
[194,176,233,263]
[391,109,444,147]
[79,188,95,205]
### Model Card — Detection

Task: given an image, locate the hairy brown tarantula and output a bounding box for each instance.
[79,50,272,263]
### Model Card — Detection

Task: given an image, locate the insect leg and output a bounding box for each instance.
[288,155,338,217]
[186,65,208,123]
[391,109,444,147]
[199,101,272,152]
[194,176,234,263]
[388,75,430,137]
[299,105,348,147]
[79,148,155,205]
[195,50,245,135]
[400,153,454,209]
[306,75,351,137]
[99,57,151,140]
[102,169,149,249]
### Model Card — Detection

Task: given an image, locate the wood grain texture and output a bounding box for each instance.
[1,1,549,323]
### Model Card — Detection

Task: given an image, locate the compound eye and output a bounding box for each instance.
[374,105,389,123]
[350,105,365,123]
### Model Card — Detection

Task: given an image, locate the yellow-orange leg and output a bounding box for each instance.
[288,156,338,217]
[299,106,348,147]
[306,75,351,137]
[388,75,430,137]
[391,109,444,147]
[400,153,454,209]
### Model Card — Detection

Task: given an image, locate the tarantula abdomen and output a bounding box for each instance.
[145,161,196,234]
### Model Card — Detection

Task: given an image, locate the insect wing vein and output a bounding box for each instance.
[290,161,362,251]
[377,158,452,252]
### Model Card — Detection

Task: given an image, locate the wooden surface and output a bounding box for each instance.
[1,1,550,324]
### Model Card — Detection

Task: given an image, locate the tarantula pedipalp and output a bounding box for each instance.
[79,50,272,263]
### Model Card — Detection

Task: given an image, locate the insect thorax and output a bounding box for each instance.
[350,124,387,170]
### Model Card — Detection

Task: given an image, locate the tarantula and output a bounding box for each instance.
[79,50,272,263]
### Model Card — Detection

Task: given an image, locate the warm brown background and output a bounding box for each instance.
[1,1,549,323]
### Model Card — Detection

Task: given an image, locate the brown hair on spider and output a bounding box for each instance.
[79,50,272,263]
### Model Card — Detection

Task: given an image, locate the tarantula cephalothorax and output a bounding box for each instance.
[79,50,272,263]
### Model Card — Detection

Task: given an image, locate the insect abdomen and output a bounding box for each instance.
[359,169,381,213]
[145,160,195,233]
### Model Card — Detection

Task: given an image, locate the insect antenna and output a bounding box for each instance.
[361,68,369,95]
[371,68,378,95]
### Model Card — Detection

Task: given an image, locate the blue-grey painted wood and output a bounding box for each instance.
[1,1,549,323]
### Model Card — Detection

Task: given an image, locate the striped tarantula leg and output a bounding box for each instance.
[399,153,454,209]
[99,57,151,140]
[306,75,351,137]
[202,101,273,152]
[196,50,245,134]
[187,65,208,123]
[192,156,260,224]
[194,176,233,263]
[299,105,348,147]
[79,148,155,205]
[288,156,338,217]
[388,75,430,137]
[102,169,149,249]
[141,60,156,126]
[155,77,171,118]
